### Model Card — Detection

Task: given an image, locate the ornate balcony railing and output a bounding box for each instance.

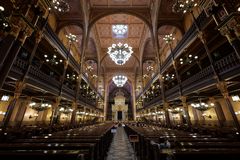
[28,65,61,89]
[181,65,214,89]
[142,53,240,109]
[214,53,240,74]
[62,85,76,100]
[165,85,180,100]
[160,11,211,74]
[44,24,81,72]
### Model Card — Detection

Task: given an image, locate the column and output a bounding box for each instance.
[14,97,31,127]
[0,16,24,70]
[180,96,192,127]
[163,102,171,127]
[70,102,77,126]
[59,60,69,95]
[41,109,49,125]
[209,97,225,127]
[2,81,25,130]
[219,27,240,60]
[132,83,137,121]
[0,19,33,89]
[192,107,199,126]
[50,97,61,126]
[217,82,240,132]
[103,82,108,121]
[215,101,226,127]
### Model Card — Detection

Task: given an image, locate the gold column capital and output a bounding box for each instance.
[180,96,187,103]
[197,31,206,44]
[217,81,229,98]
[35,31,43,43]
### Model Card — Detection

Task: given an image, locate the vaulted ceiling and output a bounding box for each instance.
[53,0,184,93]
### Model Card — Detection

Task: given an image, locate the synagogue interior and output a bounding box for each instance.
[0,0,240,159]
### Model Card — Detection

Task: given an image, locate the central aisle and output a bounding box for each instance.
[106,126,136,160]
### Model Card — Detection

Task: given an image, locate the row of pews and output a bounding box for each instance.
[0,122,115,160]
[124,122,240,160]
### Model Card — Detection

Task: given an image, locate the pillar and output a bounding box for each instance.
[14,96,31,127]
[132,83,137,121]
[2,81,25,130]
[163,102,171,127]
[218,15,240,60]
[180,96,192,127]
[103,83,108,121]
[217,82,240,132]
[192,107,199,126]
[219,27,240,60]
[209,97,226,127]
[0,19,33,89]
[50,97,61,126]
[70,102,77,126]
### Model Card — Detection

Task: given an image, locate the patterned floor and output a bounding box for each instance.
[106,126,136,160]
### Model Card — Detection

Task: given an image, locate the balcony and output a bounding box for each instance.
[142,53,240,108]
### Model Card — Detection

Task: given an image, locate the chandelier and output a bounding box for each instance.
[163,34,175,44]
[112,75,128,87]
[66,33,78,43]
[107,43,133,65]
[191,101,214,111]
[168,107,183,114]
[0,5,11,32]
[172,0,198,13]
[52,0,70,13]
[179,54,198,65]
[29,101,52,112]
[44,54,63,65]
[59,107,73,114]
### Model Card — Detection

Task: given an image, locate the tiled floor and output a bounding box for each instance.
[106,127,136,160]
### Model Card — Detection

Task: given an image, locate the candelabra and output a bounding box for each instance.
[52,0,70,13]
[172,0,198,14]
[112,75,128,87]
[0,5,11,32]
[29,100,52,112]
[107,43,133,65]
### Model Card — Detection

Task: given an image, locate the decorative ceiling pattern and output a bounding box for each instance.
[90,0,151,7]
[95,14,146,49]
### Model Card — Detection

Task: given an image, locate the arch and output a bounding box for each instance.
[157,22,184,36]
[56,21,84,36]
[88,9,152,31]
[57,24,83,62]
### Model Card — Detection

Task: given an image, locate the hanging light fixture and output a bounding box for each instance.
[168,107,183,114]
[0,5,11,32]
[29,100,52,112]
[163,34,175,44]
[107,43,133,65]
[191,101,214,111]
[52,0,70,13]
[172,0,198,13]
[59,106,73,114]
[44,54,63,65]
[179,54,198,65]
[112,75,128,87]
[66,33,78,43]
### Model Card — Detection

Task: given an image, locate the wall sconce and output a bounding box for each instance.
[238,7,240,12]
[0,111,6,116]
[1,95,9,101]
[235,111,240,115]
[232,95,240,102]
